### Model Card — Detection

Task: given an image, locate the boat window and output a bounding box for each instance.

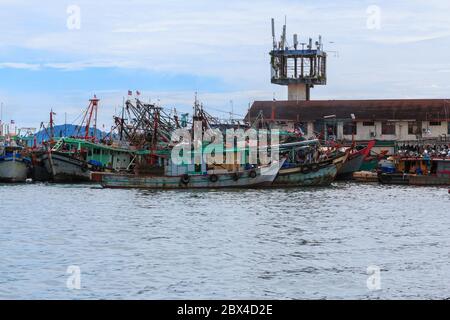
[448,122,450,135]
[362,121,375,126]
[429,121,441,126]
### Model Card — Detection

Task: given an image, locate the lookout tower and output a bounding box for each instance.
[270,18,327,101]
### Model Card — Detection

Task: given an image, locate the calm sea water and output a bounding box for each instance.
[0,182,449,299]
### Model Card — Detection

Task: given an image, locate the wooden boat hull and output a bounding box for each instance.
[360,158,379,172]
[0,159,28,183]
[378,173,410,185]
[379,173,450,186]
[336,141,376,180]
[274,163,337,187]
[353,171,378,182]
[41,152,91,182]
[336,153,365,180]
[100,163,281,189]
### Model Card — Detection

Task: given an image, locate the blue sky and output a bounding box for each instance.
[1,0,450,128]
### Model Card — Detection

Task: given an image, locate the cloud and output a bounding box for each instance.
[0,62,40,70]
[1,0,450,126]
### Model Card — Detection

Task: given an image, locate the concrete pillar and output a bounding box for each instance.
[337,122,344,140]
[288,84,309,101]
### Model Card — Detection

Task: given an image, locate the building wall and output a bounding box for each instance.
[272,120,450,143]
[421,121,448,138]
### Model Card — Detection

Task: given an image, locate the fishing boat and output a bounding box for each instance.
[0,145,30,183]
[34,97,137,182]
[274,162,337,187]
[359,150,389,172]
[40,138,136,182]
[336,140,375,180]
[100,159,283,189]
[272,140,345,187]
[378,156,450,186]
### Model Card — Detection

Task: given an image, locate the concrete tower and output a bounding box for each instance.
[270,18,327,101]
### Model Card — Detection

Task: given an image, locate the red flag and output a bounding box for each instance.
[128,90,132,96]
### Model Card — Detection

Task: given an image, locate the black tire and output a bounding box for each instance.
[232,172,240,181]
[209,174,219,183]
[311,164,319,172]
[301,165,311,174]
[181,174,190,185]
[249,170,257,179]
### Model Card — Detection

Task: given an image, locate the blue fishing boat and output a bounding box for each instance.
[0,145,30,183]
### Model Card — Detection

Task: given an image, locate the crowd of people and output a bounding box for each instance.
[397,144,450,158]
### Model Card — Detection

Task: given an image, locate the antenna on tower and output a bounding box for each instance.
[271,18,276,49]
[269,20,328,101]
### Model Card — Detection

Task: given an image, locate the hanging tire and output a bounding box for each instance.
[232,172,241,181]
[311,164,319,172]
[209,174,219,183]
[249,170,257,179]
[181,174,190,185]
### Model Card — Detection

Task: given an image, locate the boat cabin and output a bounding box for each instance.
[53,138,135,171]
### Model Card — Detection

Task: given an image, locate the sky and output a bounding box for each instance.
[1,0,450,129]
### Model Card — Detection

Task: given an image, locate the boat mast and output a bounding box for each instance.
[49,109,55,144]
[76,96,100,141]
[84,95,99,141]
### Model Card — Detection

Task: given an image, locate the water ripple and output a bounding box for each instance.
[0,182,449,299]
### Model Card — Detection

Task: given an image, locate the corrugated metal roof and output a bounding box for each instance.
[246,99,450,122]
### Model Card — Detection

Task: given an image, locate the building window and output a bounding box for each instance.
[343,122,357,135]
[362,121,375,126]
[382,122,396,135]
[429,121,441,126]
[408,122,422,135]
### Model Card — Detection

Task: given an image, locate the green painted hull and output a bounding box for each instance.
[360,158,379,172]
[274,163,337,187]
[100,164,281,189]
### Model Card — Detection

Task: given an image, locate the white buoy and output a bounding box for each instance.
[26,178,33,184]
